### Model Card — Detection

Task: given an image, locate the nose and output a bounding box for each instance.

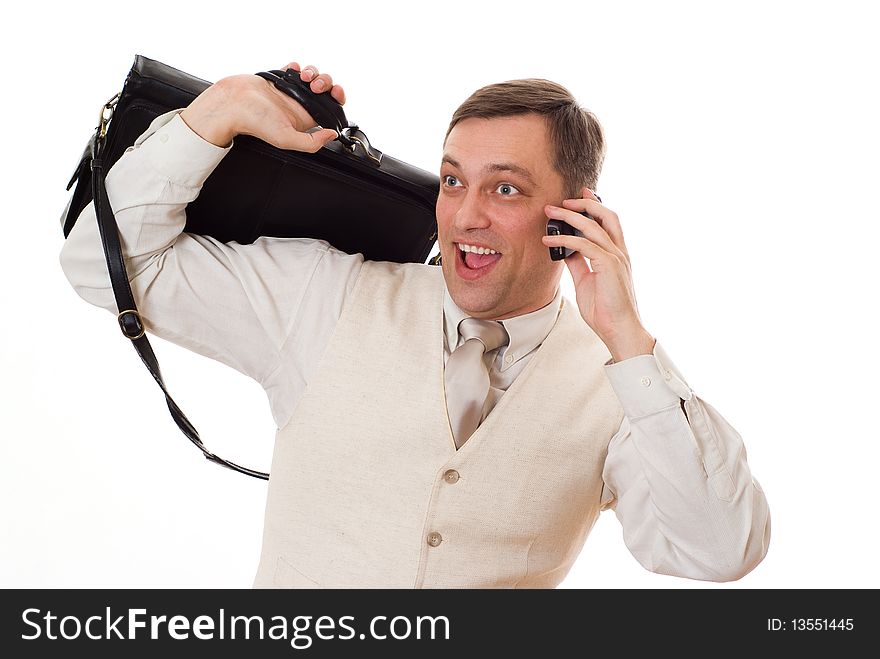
[453,190,492,232]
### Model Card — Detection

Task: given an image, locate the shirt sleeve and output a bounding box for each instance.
[597,341,771,582]
[59,110,364,428]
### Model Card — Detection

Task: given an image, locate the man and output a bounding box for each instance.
[60,61,770,588]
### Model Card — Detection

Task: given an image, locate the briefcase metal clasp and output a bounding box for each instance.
[98,92,121,140]
[340,125,383,166]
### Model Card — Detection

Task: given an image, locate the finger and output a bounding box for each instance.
[330,83,346,105]
[561,190,629,256]
[307,128,339,151]
[300,64,320,82]
[309,72,333,93]
[545,205,624,260]
[541,234,618,272]
[277,127,338,154]
[281,64,343,103]
[563,249,593,281]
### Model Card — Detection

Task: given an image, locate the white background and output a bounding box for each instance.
[1,0,877,589]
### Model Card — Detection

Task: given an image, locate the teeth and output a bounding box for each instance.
[458,243,498,255]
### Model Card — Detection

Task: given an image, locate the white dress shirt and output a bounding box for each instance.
[59,109,771,581]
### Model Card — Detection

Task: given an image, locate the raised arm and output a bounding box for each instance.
[600,344,771,582]
[59,63,363,427]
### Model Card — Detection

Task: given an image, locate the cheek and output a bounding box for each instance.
[515,235,560,289]
[435,197,456,234]
[517,241,551,276]
[508,217,549,266]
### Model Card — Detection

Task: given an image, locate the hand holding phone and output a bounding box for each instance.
[546,215,585,261]
[546,193,602,261]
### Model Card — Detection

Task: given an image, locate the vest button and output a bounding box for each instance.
[426,532,443,547]
[443,469,460,484]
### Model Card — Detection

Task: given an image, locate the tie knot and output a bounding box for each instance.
[457,318,509,353]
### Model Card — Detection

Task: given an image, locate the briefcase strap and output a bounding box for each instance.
[88,118,270,481]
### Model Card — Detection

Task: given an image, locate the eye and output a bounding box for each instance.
[443,175,462,187]
[496,183,520,196]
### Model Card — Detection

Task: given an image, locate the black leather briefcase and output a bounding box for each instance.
[60,55,440,479]
[62,54,439,260]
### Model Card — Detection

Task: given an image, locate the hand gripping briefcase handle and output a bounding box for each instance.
[64,55,440,480]
[255,68,384,165]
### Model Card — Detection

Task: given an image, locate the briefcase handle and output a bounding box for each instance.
[256,68,383,166]
[256,68,348,135]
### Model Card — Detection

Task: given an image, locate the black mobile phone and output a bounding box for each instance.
[547,212,591,261]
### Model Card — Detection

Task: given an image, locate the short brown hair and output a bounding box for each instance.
[445,79,606,198]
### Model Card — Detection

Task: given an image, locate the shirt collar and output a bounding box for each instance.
[443,287,563,372]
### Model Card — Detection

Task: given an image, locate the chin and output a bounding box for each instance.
[445,279,503,317]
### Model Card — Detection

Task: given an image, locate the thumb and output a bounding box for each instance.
[309,128,339,153]
[280,126,338,153]
[311,127,339,150]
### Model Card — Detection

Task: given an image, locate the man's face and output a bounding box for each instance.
[437,114,565,320]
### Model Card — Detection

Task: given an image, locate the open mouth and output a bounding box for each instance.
[456,242,503,270]
[454,242,503,281]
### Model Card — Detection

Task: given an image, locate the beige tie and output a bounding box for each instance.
[444,318,510,449]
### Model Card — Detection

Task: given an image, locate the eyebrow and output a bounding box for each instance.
[441,156,537,187]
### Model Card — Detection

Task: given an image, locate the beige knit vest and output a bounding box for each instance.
[252,261,624,588]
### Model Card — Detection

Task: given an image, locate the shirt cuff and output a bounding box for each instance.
[603,340,693,419]
[133,109,233,189]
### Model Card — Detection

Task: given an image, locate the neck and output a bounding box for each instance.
[473,289,559,321]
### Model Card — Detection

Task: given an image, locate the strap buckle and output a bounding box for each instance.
[117,309,145,340]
